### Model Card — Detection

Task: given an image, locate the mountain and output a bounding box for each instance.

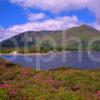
[0,24,100,52]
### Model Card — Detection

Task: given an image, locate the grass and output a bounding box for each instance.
[0,58,100,100]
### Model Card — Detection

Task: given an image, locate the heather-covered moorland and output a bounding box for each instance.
[0,58,100,100]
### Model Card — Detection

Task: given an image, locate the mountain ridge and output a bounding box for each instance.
[0,24,100,52]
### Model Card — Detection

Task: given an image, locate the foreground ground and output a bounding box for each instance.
[0,58,100,100]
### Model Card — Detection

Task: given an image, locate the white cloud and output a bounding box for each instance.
[10,0,88,12]
[0,16,80,40]
[28,13,46,21]
[9,0,100,23]
[0,28,5,40]
[0,28,15,41]
[8,16,80,32]
[86,0,100,23]
[92,22,100,31]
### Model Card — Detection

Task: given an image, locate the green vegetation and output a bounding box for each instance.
[0,24,100,54]
[0,58,100,100]
[0,48,14,54]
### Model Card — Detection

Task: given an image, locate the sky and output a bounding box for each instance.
[0,0,100,40]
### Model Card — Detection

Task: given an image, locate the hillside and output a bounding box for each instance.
[0,24,100,53]
[0,58,100,100]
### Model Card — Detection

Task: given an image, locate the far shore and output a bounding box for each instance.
[0,51,100,56]
[0,51,68,56]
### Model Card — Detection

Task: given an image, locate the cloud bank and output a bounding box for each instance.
[28,13,46,21]
[10,0,100,22]
[10,0,88,12]
[9,0,100,29]
[0,15,80,40]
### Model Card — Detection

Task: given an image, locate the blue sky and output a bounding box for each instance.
[0,0,100,40]
[0,0,96,28]
[0,0,27,28]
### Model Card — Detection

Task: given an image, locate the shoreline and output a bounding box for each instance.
[0,51,67,56]
[0,51,100,56]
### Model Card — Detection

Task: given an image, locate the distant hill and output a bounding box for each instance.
[0,24,100,52]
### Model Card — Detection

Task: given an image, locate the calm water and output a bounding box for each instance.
[1,52,100,70]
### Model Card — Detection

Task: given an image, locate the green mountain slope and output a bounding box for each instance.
[0,24,100,52]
